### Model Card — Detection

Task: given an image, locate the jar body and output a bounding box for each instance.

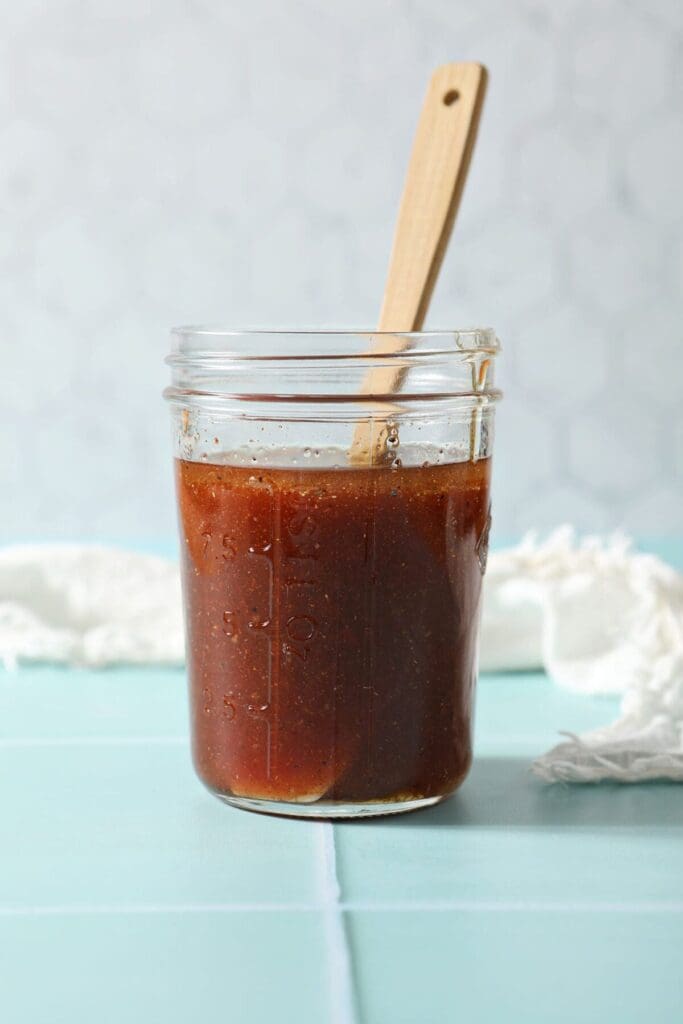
[166,329,500,817]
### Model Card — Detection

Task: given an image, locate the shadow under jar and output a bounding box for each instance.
[165,328,501,818]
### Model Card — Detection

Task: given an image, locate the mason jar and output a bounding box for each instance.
[164,328,501,818]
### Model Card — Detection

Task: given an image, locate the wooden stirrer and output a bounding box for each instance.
[349,62,488,465]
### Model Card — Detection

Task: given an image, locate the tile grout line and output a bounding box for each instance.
[0,903,319,915]
[2,900,683,916]
[314,823,360,1024]
[343,900,683,913]
[0,737,189,747]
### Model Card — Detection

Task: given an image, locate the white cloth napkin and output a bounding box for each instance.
[1,531,682,783]
[0,545,184,669]
[480,528,683,782]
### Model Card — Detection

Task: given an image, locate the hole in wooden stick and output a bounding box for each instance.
[443,89,460,106]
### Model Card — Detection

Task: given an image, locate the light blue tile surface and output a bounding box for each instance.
[473,671,625,755]
[0,912,330,1024]
[347,911,683,1024]
[0,664,187,740]
[334,756,683,906]
[1,538,682,1023]
[0,741,318,909]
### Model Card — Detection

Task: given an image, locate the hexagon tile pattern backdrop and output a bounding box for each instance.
[2,0,682,539]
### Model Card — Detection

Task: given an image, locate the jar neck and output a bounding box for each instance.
[164,328,501,407]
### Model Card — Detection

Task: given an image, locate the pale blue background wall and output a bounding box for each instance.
[2,0,682,539]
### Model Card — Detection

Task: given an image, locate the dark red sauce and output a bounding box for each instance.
[176,454,491,808]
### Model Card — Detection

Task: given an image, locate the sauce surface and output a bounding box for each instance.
[177,453,491,806]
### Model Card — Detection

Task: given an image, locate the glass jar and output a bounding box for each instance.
[165,328,501,818]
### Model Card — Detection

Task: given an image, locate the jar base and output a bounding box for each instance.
[216,793,446,819]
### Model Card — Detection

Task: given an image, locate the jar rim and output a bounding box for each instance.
[166,327,501,407]
[169,325,500,362]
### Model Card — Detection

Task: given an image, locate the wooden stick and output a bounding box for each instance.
[349,62,488,465]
